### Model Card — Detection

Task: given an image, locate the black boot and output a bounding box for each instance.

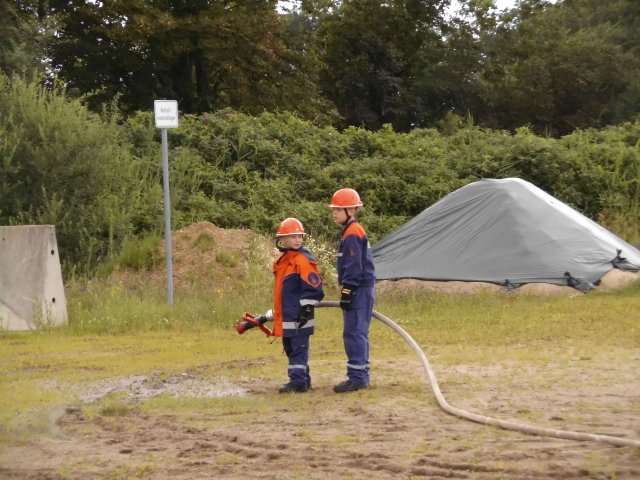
[333,379,368,393]
[279,382,308,393]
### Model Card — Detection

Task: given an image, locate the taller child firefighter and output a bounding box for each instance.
[330,188,376,393]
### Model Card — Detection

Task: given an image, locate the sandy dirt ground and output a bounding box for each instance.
[1,354,639,480]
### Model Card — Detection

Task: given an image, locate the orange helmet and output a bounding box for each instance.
[276,217,306,237]
[330,188,363,208]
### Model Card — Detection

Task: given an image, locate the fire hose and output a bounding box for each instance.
[316,301,640,448]
[236,301,639,447]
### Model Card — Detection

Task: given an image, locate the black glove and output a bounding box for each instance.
[253,309,273,325]
[296,304,313,328]
[340,285,356,311]
[253,314,267,324]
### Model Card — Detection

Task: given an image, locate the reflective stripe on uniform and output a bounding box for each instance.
[347,363,369,370]
[300,299,319,306]
[283,320,315,329]
[288,364,307,370]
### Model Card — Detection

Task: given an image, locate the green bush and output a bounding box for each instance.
[0,75,149,274]
[96,236,163,277]
[3,74,638,278]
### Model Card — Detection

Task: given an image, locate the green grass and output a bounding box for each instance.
[375,286,640,350]
[0,277,639,447]
[215,251,238,267]
[95,235,164,277]
[193,232,216,252]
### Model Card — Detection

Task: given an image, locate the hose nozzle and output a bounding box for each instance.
[235,311,274,336]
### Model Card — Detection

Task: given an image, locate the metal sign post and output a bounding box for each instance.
[154,100,179,305]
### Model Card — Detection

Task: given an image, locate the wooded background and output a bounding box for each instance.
[4,0,639,134]
[1,0,638,276]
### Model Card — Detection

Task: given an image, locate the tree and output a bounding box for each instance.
[44,0,333,118]
[0,1,44,76]
[477,0,640,135]
[315,0,451,131]
[566,0,640,125]
[410,0,499,129]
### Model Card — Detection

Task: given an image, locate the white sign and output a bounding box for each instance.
[154,100,179,128]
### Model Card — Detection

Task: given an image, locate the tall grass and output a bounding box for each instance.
[377,284,640,346]
[95,235,164,277]
[60,228,640,344]
[65,280,243,334]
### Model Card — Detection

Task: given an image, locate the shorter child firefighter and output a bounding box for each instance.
[254,218,324,393]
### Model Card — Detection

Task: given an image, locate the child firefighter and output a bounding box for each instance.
[329,188,376,393]
[253,218,324,393]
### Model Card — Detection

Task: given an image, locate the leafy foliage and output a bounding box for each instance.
[3,0,638,136]
[314,0,449,130]
[0,75,143,273]
[1,74,639,277]
[474,0,640,135]
[43,0,335,120]
[0,1,44,76]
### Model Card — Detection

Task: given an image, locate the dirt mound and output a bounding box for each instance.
[376,279,577,296]
[598,269,640,290]
[163,221,254,289]
[377,279,503,296]
[159,221,276,292]
[110,222,275,294]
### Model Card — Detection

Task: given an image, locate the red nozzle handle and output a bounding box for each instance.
[236,312,273,336]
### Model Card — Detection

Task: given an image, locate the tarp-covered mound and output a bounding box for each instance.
[372,178,640,292]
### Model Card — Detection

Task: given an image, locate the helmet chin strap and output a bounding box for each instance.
[276,238,303,252]
[342,207,358,225]
[275,238,289,252]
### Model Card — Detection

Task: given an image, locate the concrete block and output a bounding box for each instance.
[0,225,68,330]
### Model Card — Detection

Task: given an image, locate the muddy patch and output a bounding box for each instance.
[80,373,250,403]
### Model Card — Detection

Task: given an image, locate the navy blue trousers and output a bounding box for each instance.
[343,286,375,385]
[283,335,311,388]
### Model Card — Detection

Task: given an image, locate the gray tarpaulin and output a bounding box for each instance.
[372,178,640,292]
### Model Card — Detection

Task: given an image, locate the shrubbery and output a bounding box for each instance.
[0,76,145,273]
[1,75,638,277]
